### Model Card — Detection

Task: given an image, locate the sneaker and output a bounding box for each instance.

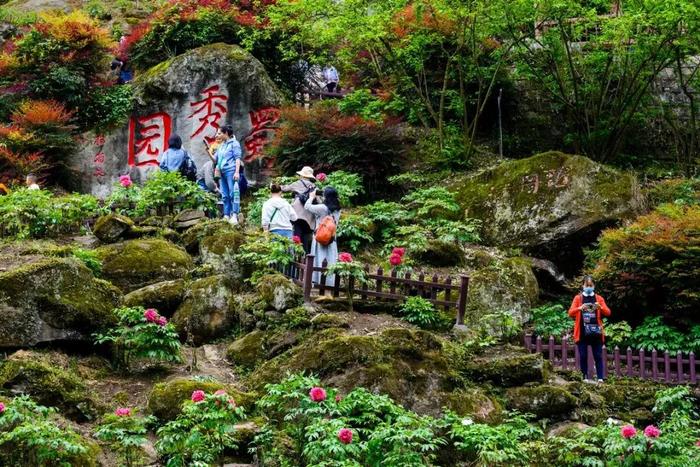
[222,215,230,221]
[583,378,595,384]
[229,214,239,225]
[597,379,604,383]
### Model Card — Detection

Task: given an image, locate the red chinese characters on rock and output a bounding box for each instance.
[189,85,228,143]
[244,108,280,166]
[93,134,107,181]
[128,113,172,167]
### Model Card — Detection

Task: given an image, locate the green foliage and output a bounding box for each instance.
[136,171,217,216]
[336,212,374,253]
[337,89,389,123]
[479,310,522,341]
[317,171,364,207]
[400,296,440,329]
[401,187,460,218]
[647,178,700,207]
[0,188,98,239]
[156,390,246,467]
[71,247,102,276]
[602,319,632,349]
[628,316,687,353]
[531,303,570,338]
[94,306,182,371]
[235,231,305,283]
[326,256,368,311]
[94,410,155,467]
[79,84,134,133]
[0,396,94,466]
[364,412,446,466]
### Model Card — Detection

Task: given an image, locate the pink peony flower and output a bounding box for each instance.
[144,308,158,323]
[391,247,406,257]
[292,235,302,245]
[119,174,132,188]
[214,389,227,396]
[644,425,661,438]
[309,387,327,402]
[156,316,167,327]
[0,402,5,413]
[338,428,353,444]
[389,253,402,266]
[696,439,700,447]
[115,407,131,417]
[338,252,353,263]
[621,425,637,439]
[335,394,342,403]
[191,390,206,403]
[316,172,327,182]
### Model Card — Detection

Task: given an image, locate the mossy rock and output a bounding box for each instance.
[571,378,665,425]
[0,256,120,348]
[451,151,643,249]
[199,230,246,277]
[96,239,194,292]
[460,346,544,387]
[256,273,303,311]
[506,384,578,419]
[123,279,187,317]
[0,351,99,422]
[93,214,134,243]
[171,275,241,345]
[415,240,464,267]
[147,377,256,422]
[226,330,267,369]
[310,312,352,330]
[444,387,502,422]
[180,219,239,254]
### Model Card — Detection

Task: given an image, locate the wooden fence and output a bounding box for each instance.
[281,254,470,325]
[523,334,699,384]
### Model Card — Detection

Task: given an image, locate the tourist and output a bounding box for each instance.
[25,173,40,190]
[262,183,297,239]
[568,276,611,383]
[304,186,341,285]
[323,65,340,93]
[110,58,133,84]
[197,160,218,194]
[281,167,317,253]
[215,125,247,224]
[159,134,197,181]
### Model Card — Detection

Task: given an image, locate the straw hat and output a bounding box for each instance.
[296,166,316,180]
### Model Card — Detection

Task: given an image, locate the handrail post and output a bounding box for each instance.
[302,255,315,303]
[456,275,469,325]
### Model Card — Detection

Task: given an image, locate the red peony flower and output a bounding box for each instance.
[115,407,131,417]
[0,402,5,413]
[391,247,406,257]
[696,439,700,447]
[338,428,353,444]
[119,174,132,188]
[292,235,302,245]
[335,394,342,403]
[316,172,327,182]
[144,308,158,323]
[644,425,661,438]
[309,387,327,402]
[191,390,206,403]
[157,316,167,326]
[389,253,402,266]
[621,425,637,439]
[338,252,353,263]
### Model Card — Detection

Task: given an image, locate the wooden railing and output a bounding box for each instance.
[281,254,470,325]
[523,334,699,384]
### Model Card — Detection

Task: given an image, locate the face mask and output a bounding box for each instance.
[583,286,594,295]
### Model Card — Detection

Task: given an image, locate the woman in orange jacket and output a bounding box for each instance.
[568,276,611,382]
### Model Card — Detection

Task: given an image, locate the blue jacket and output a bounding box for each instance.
[215,137,242,173]
[159,148,186,172]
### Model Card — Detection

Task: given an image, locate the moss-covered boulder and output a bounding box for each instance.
[415,240,464,267]
[451,152,642,249]
[171,275,247,345]
[0,351,99,421]
[147,377,256,421]
[226,330,267,369]
[93,214,134,243]
[571,378,664,425]
[444,387,503,422]
[96,239,194,292]
[506,384,578,419]
[199,229,246,277]
[464,248,539,331]
[123,279,187,317]
[460,346,544,387]
[256,273,303,311]
[180,220,236,254]
[0,256,120,348]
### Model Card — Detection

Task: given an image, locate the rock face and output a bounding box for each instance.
[123,279,187,316]
[0,257,120,348]
[96,239,194,292]
[92,214,134,243]
[460,346,545,387]
[452,152,642,257]
[256,274,303,312]
[70,43,285,198]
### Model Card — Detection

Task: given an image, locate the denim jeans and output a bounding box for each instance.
[578,341,605,380]
[270,229,293,239]
[220,171,247,217]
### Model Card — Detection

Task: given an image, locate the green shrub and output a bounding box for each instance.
[531,303,570,338]
[235,231,305,283]
[400,296,440,329]
[336,212,374,253]
[79,84,134,133]
[94,306,182,370]
[136,171,217,216]
[94,409,154,467]
[317,170,364,207]
[0,188,98,239]
[628,316,687,353]
[71,248,102,276]
[587,204,700,326]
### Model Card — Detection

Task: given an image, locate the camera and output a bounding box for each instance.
[315,189,323,196]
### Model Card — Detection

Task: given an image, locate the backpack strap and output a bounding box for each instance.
[269,207,280,224]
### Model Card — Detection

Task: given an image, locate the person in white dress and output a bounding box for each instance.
[304,186,341,286]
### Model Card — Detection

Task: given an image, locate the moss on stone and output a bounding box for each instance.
[506,384,578,419]
[180,220,238,254]
[310,313,351,330]
[199,230,246,276]
[147,377,257,422]
[256,274,303,312]
[444,387,503,422]
[460,346,544,387]
[415,240,464,267]
[226,330,266,368]
[93,214,134,243]
[96,239,194,292]
[0,351,99,422]
[122,279,187,317]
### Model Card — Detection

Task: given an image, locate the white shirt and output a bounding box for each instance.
[262,196,297,231]
[27,184,40,190]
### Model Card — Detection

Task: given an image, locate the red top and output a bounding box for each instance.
[567,294,612,343]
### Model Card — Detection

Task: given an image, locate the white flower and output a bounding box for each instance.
[461,418,474,426]
[606,417,619,426]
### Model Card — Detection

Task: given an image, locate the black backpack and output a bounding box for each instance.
[179,152,197,182]
[296,180,315,205]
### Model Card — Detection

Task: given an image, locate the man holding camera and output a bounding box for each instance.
[281,166,317,253]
